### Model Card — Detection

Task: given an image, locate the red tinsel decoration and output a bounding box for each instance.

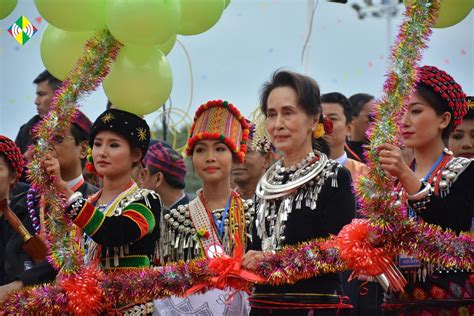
[59,266,109,315]
[323,219,407,292]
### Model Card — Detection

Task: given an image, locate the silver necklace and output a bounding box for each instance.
[255,150,339,252]
[256,150,329,200]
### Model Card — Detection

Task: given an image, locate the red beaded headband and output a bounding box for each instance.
[418,65,467,129]
[0,135,24,181]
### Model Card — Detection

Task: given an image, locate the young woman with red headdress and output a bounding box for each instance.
[378,65,473,315]
[153,100,256,315]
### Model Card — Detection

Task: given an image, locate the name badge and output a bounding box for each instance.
[398,254,421,268]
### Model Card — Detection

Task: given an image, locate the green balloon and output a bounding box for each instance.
[40,25,94,80]
[434,0,471,28]
[225,0,231,9]
[158,33,177,56]
[103,46,173,116]
[404,0,471,28]
[34,0,106,31]
[0,0,17,20]
[178,0,225,35]
[106,0,180,46]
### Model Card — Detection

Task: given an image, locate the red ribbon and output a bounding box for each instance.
[323,219,407,292]
[185,233,265,297]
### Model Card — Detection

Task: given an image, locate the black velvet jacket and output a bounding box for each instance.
[251,165,356,295]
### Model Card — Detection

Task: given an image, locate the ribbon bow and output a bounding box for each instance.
[185,233,265,297]
[323,219,407,292]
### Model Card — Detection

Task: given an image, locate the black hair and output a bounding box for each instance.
[260,70,321,117]
[463,107,474,121]
[260,70,330,156]
[70,125,89,168]
[0,154,15,181]
[348,93,374,117]
[321,92,353,125]
[416,84,454,142]
[148,165,185,189]
[70,124,89,145]
[33,70,62,91]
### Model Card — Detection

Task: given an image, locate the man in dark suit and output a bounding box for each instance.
[15,70,62,156]
[0,110,98,301]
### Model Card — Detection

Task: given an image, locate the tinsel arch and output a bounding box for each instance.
[1,1,473,314]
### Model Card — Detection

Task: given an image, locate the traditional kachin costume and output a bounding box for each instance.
[249,120,356,315]
[65,109,161,315]
[153,100,255,316]
[383,66,474,315]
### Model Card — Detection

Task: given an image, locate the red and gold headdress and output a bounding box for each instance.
[186,100,250,163]
[418,65,468,129]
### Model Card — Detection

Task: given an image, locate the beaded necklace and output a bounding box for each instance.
[27,188,41,234]
[198,190,247,253]
[397,148,453,216]
[27,178,84,234]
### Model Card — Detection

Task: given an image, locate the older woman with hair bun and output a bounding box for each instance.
[242,70,356,315]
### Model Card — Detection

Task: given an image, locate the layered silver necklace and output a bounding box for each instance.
[255,150,340,252]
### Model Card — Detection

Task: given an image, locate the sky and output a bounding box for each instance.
[1,0,473,144]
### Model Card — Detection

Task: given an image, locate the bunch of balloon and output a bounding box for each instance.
[404,0,472,28]
[36,0,231,116]
[36,0,107,80]
[0,0,18,19]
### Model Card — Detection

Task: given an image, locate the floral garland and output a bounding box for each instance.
[2,1,473,314]
[27,29,122,273]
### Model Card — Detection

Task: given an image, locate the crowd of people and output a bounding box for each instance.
[0,67,472,315]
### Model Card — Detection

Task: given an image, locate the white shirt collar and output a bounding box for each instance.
[67,174,84,189]
[335,152,348,166]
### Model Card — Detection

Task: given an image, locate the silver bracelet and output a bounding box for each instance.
[406,182,432,201]
[66,191,83,207]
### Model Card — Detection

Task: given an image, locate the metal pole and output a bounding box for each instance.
[162,103,167,142]
[303,0,315,74]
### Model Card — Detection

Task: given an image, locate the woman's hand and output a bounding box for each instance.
[378,143,421,195]
[378,143,411,179]
[242,250,267,271]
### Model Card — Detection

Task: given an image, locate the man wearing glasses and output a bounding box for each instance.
[0,110,97,301]
[346,93,375,164]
